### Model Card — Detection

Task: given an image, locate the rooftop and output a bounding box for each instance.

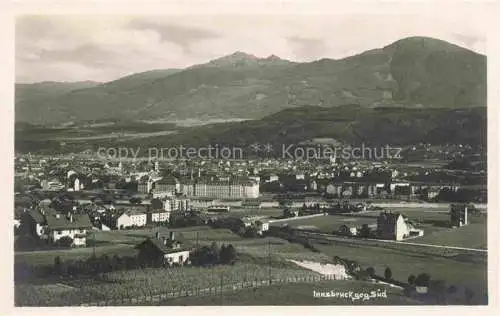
[45,211,92,230]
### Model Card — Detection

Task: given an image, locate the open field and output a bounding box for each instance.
[15,226,328,266]
[270,215,376,233]
[15,243,137,266]
[404,221,487,249]
[157,280,417,305]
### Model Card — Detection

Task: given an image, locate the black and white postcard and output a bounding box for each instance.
[1,0,498,313]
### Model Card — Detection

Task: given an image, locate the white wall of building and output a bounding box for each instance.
[50,228,88,246]
[164,250,191,265]
[152,211,170,223]
[129,214,147,227]
[116,214,132,229]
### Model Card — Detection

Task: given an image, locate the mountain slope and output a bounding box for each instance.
[387,37,486,107]
[14,106,486,154]
[15,81,101,123]
[134,106,487,150]
[15,36,486,124]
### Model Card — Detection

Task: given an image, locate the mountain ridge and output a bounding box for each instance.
[15,36,486,124]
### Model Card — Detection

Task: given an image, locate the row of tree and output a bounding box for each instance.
[190,242,237,266]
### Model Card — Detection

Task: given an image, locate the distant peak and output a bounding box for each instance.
[265,54,282,61]
[385,36,474,53]
[222,51,259,60]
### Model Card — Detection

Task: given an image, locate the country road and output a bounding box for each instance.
[374,239,487,253]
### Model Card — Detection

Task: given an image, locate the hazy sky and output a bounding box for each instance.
[15,14,488,83]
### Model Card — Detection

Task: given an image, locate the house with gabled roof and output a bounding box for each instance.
[136,231,192,266]
[376,211,423,241]
[44,211,92,246]
[20,207,91,246]
[107,208,148,229]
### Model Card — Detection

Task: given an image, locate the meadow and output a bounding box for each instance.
[270,215,376,233]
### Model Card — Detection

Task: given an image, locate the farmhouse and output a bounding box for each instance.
[136,232,191,266]
[450,204,469,227]
[338,224,358,236]
[376,211,423,241]
[255,219,270,234]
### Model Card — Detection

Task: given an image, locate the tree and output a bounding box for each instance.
[366,267,375,278]
[384,267,392,281]
[209,242,220,264]
[56,236,73,248]
[54,256,62,274]
[244,226,259,238]
[151,198,163,210]
[408,274,416,285]
[415,273,431,287]
[220,244,237,265]
[359,224,371,238]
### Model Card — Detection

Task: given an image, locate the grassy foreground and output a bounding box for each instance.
[157,280,418,305]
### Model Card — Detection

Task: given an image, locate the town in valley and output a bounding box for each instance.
[13,13,488,306]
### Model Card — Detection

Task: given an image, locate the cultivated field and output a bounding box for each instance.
[15,262,320,306]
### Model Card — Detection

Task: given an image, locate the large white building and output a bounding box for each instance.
[149,210,171,223]
[113,209,147,229]
[178,178,259,199]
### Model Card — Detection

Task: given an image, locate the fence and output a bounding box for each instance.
[16,273,349,307]
[80,273,347,306]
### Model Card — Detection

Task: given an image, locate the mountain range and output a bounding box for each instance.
[15,36,486,125]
